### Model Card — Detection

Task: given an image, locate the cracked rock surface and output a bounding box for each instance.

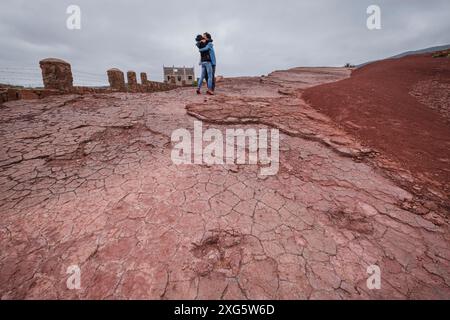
[0,67,449,299]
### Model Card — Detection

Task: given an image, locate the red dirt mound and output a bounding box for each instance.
[303,53,450,201]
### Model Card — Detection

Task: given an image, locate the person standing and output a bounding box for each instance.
[198,32,216,91]
[195,34,214,95]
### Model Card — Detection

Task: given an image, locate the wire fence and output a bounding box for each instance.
[0,66,109,88]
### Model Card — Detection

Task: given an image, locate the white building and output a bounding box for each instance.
[163,66,195,86]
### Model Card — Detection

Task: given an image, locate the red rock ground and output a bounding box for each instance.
[303,54,450,205]
[0,63,449,299]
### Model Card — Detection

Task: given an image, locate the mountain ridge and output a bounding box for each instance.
[357,44,450,67]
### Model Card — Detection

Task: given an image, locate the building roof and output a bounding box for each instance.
[163,66,195,76]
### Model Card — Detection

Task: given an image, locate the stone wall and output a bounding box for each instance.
[123,69,176,93]
[1,59,178,105]
[0,87,62,104]
[143,80,178,92]
[106,68,176,93]
[69,86,115,95]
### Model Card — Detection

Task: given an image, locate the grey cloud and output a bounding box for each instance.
[0,0,449,86]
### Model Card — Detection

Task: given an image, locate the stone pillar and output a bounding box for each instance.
[0,90,7,104]
[107,68,126,91]
[39,58,73,91]
[127,71,138,92]
[140,72,148,84]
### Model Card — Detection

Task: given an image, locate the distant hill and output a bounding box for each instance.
[389,44,450,58]
[305,51,450,199]
[358,44,450,67]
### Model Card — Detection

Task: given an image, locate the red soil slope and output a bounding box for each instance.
[303,54,450,201]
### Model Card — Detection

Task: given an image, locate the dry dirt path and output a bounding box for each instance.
[0,67,448,299]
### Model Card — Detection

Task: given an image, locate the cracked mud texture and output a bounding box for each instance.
[0,64,449,299]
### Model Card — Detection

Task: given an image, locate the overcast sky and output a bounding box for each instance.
[0,0,449,86]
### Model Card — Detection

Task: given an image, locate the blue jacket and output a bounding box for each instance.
[198,42,216,66]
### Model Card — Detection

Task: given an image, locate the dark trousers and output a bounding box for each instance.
[205,65,216,90]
